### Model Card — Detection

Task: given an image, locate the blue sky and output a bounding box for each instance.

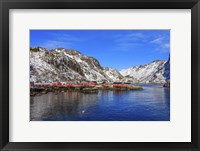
[30,30,170,70]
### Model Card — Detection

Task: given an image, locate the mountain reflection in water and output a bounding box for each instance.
[30,84,170,121]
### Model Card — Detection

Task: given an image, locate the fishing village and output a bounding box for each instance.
[30,81,143,96]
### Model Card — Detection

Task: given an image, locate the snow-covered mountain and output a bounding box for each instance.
[30,47,170,84]
[30,47,124,83]
[120,59,170,84]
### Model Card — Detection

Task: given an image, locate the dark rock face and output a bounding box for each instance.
[163,81,170,88]
[163,55,170,81]
[163,55,170,87]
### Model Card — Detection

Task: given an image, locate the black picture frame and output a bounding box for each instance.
[0,0,200,151]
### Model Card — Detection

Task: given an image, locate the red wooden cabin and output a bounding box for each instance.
[52,83,58,87]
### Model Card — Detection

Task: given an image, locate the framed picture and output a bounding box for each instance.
[1,0,200,150]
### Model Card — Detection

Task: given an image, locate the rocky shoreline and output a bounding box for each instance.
[30,84,143,96]
[163,81,170,88]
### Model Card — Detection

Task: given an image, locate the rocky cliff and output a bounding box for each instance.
[30,47,124,83]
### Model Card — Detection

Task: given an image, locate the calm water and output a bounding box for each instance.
[30,84,170,121]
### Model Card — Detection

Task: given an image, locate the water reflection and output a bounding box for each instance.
[113,90,126,96]
[30,84,170,121]
[30,91,99,121]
